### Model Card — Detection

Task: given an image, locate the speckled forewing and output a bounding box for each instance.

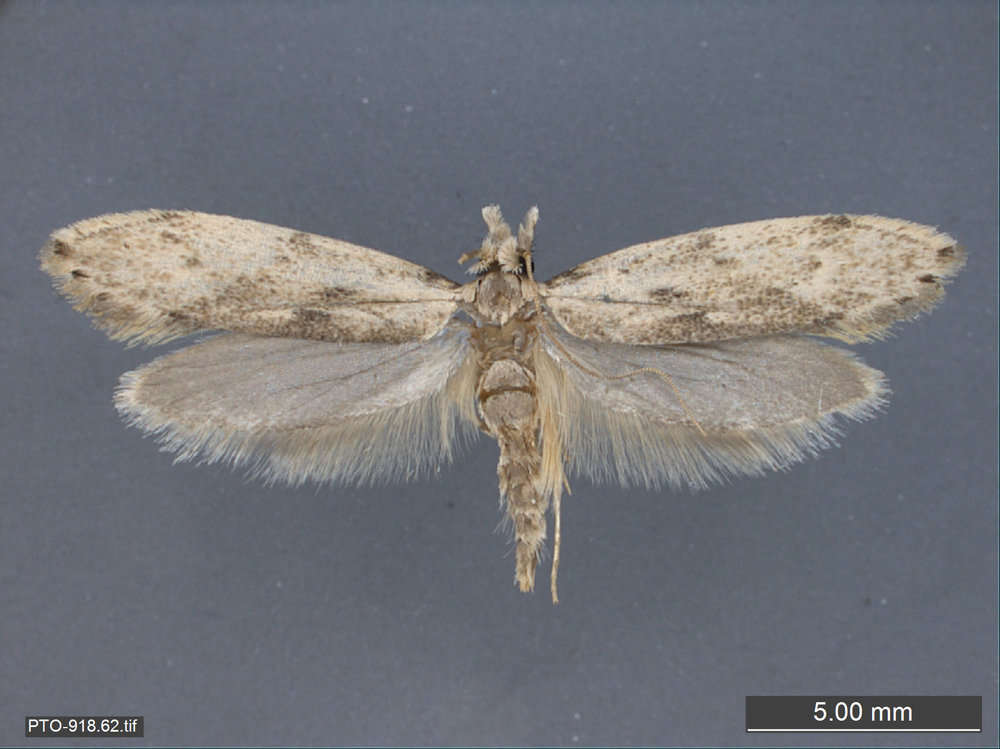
[40,210,460,345]
[541,215,964,344]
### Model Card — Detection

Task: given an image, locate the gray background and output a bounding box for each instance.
[1,1,996,746]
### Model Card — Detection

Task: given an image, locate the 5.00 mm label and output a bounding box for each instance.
[746,696,981,732]
[813,699,912,724]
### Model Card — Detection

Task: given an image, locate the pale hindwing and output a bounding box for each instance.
[542,215,964,345]
[40,210,460,345]
[535,318,888,489]
[115,321,480,485]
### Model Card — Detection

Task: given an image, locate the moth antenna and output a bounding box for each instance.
[519,206,540,279]
[481,204,508,238]
[459,205,517,273]
[518,206,539,253]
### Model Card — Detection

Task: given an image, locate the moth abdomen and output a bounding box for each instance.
[477,354,548,592]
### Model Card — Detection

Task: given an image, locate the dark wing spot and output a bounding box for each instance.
[288,231,319,255]
[295,308,331,323]
[675,311,706,322]
[762,286,794,302]
[90,292,113,313]
[648,310,716,342]
[918,274,937,283]
[71,269,89,279]
[184,256,202,267]
[211,274,262,309]
[160,230,184,244]
[318,286,360,302]
[50,239,72,257]
[812,311,845,326]
[695,232,716,250]
[418,267,457,288]
[937,245,956,257]
[546,266,591,285]
[649,286,687,301]
[817,214,853,229]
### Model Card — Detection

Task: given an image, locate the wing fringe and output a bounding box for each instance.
[114,340,481,486]
[534,345,888,490]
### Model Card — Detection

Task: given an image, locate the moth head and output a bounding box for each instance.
[459,205,539,277]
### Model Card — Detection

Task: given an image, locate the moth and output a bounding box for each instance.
[40,206,964,602]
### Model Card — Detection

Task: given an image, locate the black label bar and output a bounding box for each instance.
[746,696,981,732]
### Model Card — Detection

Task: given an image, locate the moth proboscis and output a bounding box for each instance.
[40,205,964,602]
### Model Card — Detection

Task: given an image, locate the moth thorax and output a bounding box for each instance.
[474,271,528,325]
[477,359,536,432]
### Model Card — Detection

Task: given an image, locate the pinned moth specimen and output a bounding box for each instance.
[40,206,964,601]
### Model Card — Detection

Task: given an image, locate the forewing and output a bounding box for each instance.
[115,320,480,485]
[542,215,963,344]
[40,210,460,345]
[536,318,887,490]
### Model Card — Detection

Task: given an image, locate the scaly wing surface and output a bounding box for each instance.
[115,321,479,485]
[536,317,887,490]
[40,210,460,345]
[541,215,963,344]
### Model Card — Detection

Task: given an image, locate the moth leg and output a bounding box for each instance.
[550,486,561,604]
